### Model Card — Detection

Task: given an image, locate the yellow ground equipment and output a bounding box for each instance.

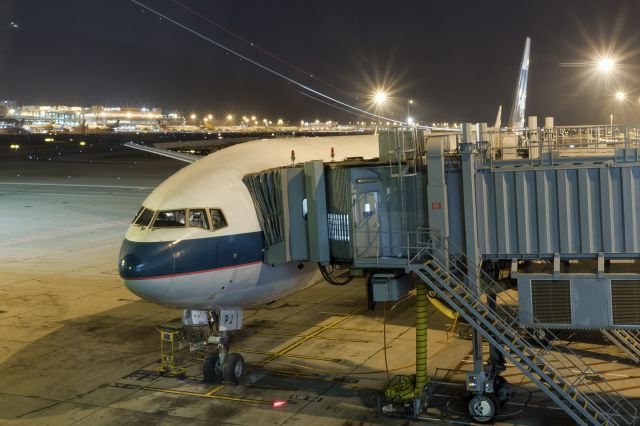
[157,325,187,379]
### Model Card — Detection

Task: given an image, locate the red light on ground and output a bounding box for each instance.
[272,400,287,408]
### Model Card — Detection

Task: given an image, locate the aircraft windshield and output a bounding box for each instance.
[153,210,186,227]
[210,208,227,230]
[138,208,226,231]
[134,208,155,227]
[189,209,209,229]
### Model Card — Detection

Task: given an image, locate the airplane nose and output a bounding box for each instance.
[119,239,175,302]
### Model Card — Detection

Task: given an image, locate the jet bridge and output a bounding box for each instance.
[243,123,640,425]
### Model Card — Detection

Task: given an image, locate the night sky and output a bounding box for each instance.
[1,0,639,124]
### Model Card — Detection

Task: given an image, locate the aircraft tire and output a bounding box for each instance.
[222,353,245,384]
[203,353,222,383]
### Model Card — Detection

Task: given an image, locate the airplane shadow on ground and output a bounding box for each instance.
[0,295,439,424]
[2,297,638,424]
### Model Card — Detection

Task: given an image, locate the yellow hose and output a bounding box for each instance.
[427,293,460,321]
[414,281,428,396]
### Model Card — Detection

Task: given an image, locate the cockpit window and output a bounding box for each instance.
[189,209,209,229]
[210,208,227,230]
[153,210,186,227]
[132,207,144,223]
[134,208,155,227]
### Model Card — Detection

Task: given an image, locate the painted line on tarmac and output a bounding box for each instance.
[605,373,630,378]
[143,386,272,405]
[235,347,342,362]
[253,329,369,343]
[0,220,129,247]
[31,192,143,197]
[0,182,154,190]
[256,306,365,367]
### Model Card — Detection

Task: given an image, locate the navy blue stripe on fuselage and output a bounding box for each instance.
[119,231,264,279]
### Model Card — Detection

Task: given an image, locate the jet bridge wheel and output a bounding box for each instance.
[467,393,499,423]
[222,353,245,384]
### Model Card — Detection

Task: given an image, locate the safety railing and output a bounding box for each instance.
[478,124,640,169]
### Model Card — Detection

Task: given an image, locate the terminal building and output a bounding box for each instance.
[11,105,165,129]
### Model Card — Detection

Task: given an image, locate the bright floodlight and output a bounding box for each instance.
[615,91,626,101]
[407,117,415,125]
[190,113,196,120]
[226,114,233,121]
[597,57,614,73]
[373,90,387,105]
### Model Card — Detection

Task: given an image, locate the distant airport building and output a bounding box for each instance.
[0,100,17,117]
[11,105,165,130]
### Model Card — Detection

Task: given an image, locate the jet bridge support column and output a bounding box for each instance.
[460,124,485,391]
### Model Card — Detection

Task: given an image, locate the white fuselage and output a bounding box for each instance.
[119,135,378,309]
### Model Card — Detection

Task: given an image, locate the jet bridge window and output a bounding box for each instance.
[210,208,228,230]
[153,210,186,227]
[189,209,209,229]
[134,208,155,227]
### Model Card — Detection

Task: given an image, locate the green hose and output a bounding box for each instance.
[414,280,428,396]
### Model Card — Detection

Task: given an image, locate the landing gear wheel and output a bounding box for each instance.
[467,394,499,423]
[203,353,222,383]
[222,353,245,384]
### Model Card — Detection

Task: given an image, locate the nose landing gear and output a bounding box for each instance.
[203,331,245,384]
[201,310,245,385]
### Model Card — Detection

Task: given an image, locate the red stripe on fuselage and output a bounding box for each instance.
[123,261,263,281]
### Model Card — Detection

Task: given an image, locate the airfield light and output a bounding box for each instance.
[409,99,414,105]
[251,115,256,121]
[79,141,86,146]
[597,57,615,73]
[8,108,15,115]
[277,118,283,125]
[207,114,213,120]
[204,117,209,122]
[226,114,233,122]
[190,114,197,121]
[373,89,387,106]
[615,91,626,101]
[407,117,415,125]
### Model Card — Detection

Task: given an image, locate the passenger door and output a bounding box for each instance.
[353,191,380,258]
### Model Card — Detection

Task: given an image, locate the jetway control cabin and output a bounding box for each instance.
[243,124,640,331]
[244,123,640,424]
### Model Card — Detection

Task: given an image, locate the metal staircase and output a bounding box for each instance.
[602,329,640,364]
[410,233,638,426]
